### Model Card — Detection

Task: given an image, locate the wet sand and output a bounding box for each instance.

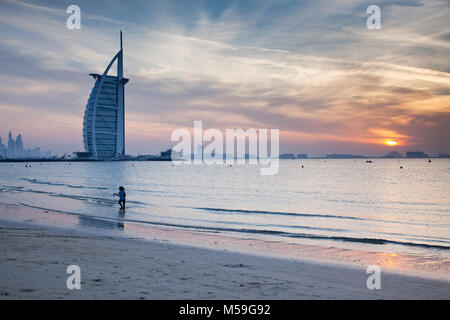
[1,219,449,299]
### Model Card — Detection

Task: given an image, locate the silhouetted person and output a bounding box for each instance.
[114,186,126,210]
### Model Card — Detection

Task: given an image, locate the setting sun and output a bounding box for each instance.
[385,140,398,146]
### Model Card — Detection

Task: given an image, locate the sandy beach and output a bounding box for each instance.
[1,219,449,300]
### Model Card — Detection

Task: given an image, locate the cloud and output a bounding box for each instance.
[0,0,449,155]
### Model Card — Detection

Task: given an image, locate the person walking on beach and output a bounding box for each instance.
[114,186,126,210]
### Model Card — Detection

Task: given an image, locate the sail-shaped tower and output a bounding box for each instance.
[83,31,129,159]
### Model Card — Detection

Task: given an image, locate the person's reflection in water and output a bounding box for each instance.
[77,215,124,231]
[117,209,125,230]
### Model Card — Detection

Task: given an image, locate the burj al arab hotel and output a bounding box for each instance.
[82,32,129,159]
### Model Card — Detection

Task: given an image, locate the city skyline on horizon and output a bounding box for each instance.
[0,131,53,159]
[0,0,449,157]
[1,129,447,159]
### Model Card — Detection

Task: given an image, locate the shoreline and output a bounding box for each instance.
[1,219,449,299]
[1,203,449,282]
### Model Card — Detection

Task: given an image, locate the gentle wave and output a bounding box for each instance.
[4,185,448,230]
[22,178,172,195]
[6,183,446,229]
[324,197,450,208]
[191,206,363,220]
[189,206,446,228]
[19,203,450,251]
[2,185,149,206]
[22,178,109,190]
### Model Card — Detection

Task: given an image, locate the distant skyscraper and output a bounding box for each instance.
[15,134,24,158]
[0,131,51,159]
[83,31,129,159]
[7,131,14,158]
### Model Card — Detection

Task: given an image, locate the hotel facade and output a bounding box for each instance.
[82,32,129,159]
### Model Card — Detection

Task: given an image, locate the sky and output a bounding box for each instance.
[0,0,449,156]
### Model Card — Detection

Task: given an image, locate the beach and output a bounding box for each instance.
[1,218,449,300]
[1,160,449,299]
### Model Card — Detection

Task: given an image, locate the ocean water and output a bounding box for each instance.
[0,159,449,259]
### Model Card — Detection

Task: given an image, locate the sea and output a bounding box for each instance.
[0,159,449,260]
